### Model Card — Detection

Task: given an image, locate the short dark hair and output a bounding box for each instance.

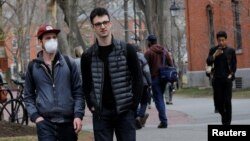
[148,40,157,45]
[216,31,227,39]
[90,7,110,24]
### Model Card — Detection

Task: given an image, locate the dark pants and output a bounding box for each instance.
[147,89,152,105]
[165,82,174,102]
[137,86,150,117]
[151,77,168,125]
[36,119,77,141]
[93,108,136,141]
[212,78,232,125]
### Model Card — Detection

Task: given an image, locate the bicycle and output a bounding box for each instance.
[0,79,29,125]
[0,82,14,103]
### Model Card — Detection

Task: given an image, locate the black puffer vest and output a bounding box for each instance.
[89,39,133,114]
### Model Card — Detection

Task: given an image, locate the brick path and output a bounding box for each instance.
[82,105,193,129]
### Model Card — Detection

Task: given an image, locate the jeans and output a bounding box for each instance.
[93,108,136,141]
[137,86,150,117]
[151,77,168,125]
[36,119,77,141]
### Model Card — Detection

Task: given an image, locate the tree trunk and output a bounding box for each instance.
[137,0,170,45]
[46,0,57,25]
[57,0,86,55]
[0,0,3,31]
[124,0,129,42]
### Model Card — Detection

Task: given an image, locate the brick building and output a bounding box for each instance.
[0,32,38,81]
[185,0,250,88]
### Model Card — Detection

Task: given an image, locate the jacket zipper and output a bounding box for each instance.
[41,63,56,104]
[108,65,117,113]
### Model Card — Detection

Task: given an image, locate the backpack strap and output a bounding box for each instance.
[27,55,73,89]
[27,59,38,89]
[63,55,72,73]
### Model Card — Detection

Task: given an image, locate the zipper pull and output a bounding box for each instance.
[53,84,55,88]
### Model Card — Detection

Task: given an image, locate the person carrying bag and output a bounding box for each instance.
[159,49,178,83]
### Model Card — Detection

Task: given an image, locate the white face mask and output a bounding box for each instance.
[44,39,58,53]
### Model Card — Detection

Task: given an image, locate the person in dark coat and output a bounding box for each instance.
[206,31,237,125]
[81,7,143,141]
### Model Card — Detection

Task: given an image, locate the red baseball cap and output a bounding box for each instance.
[37,25,60,39]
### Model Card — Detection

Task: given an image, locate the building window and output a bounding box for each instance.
[206,5,215,48]
[232,0,242,50]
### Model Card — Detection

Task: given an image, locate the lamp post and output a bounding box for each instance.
[170,0,180,51]
[170,0,181,87]
[133,0,137,44]
[170,0,180,17]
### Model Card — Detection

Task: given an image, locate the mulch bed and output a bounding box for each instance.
[0,121,36,137]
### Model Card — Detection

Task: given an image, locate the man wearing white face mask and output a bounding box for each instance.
[24,25,85,141]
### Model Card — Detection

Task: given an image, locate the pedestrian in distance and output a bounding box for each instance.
[134,45,152,130]
[81,7,143,141]
[165,82,176,105]
[144,34,173,128]
[74,46,84,78]
[164,51,177,105]
[206,31,237,125]
[24,25,85,141]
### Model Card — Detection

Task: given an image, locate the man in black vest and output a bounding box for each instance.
[206,31,237,125]
[81,7,143,141]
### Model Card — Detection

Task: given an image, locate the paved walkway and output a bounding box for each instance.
[82,95,250,141]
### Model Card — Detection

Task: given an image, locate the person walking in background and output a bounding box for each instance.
[165,82,176,105]
[74,46,84,77]
[206,31,237,125]
[134,45,152,130]
[24,25,84,141]
[81,7,143,141]
[144,34,173,128]
[164,51,176,105]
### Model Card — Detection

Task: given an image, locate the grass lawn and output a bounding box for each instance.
[0,131,93,141]
[0,120,93,141]
[175,87,250,99]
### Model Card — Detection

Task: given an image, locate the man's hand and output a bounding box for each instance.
[73,117,82,134]
[213,48,223,60]
[35,116,44,123]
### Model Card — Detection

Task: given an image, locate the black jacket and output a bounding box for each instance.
[24,51,85,123]
[206,45,237,80]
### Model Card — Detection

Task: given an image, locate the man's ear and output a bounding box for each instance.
[38,39,45,49]
[39,39,43,45]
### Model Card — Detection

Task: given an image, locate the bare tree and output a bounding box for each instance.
[136,0,171,47]
[57,0,86,54]
[0,0,5,32]
[4,0,37,72]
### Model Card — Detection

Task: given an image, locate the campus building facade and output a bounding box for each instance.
[185,0,250,88]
